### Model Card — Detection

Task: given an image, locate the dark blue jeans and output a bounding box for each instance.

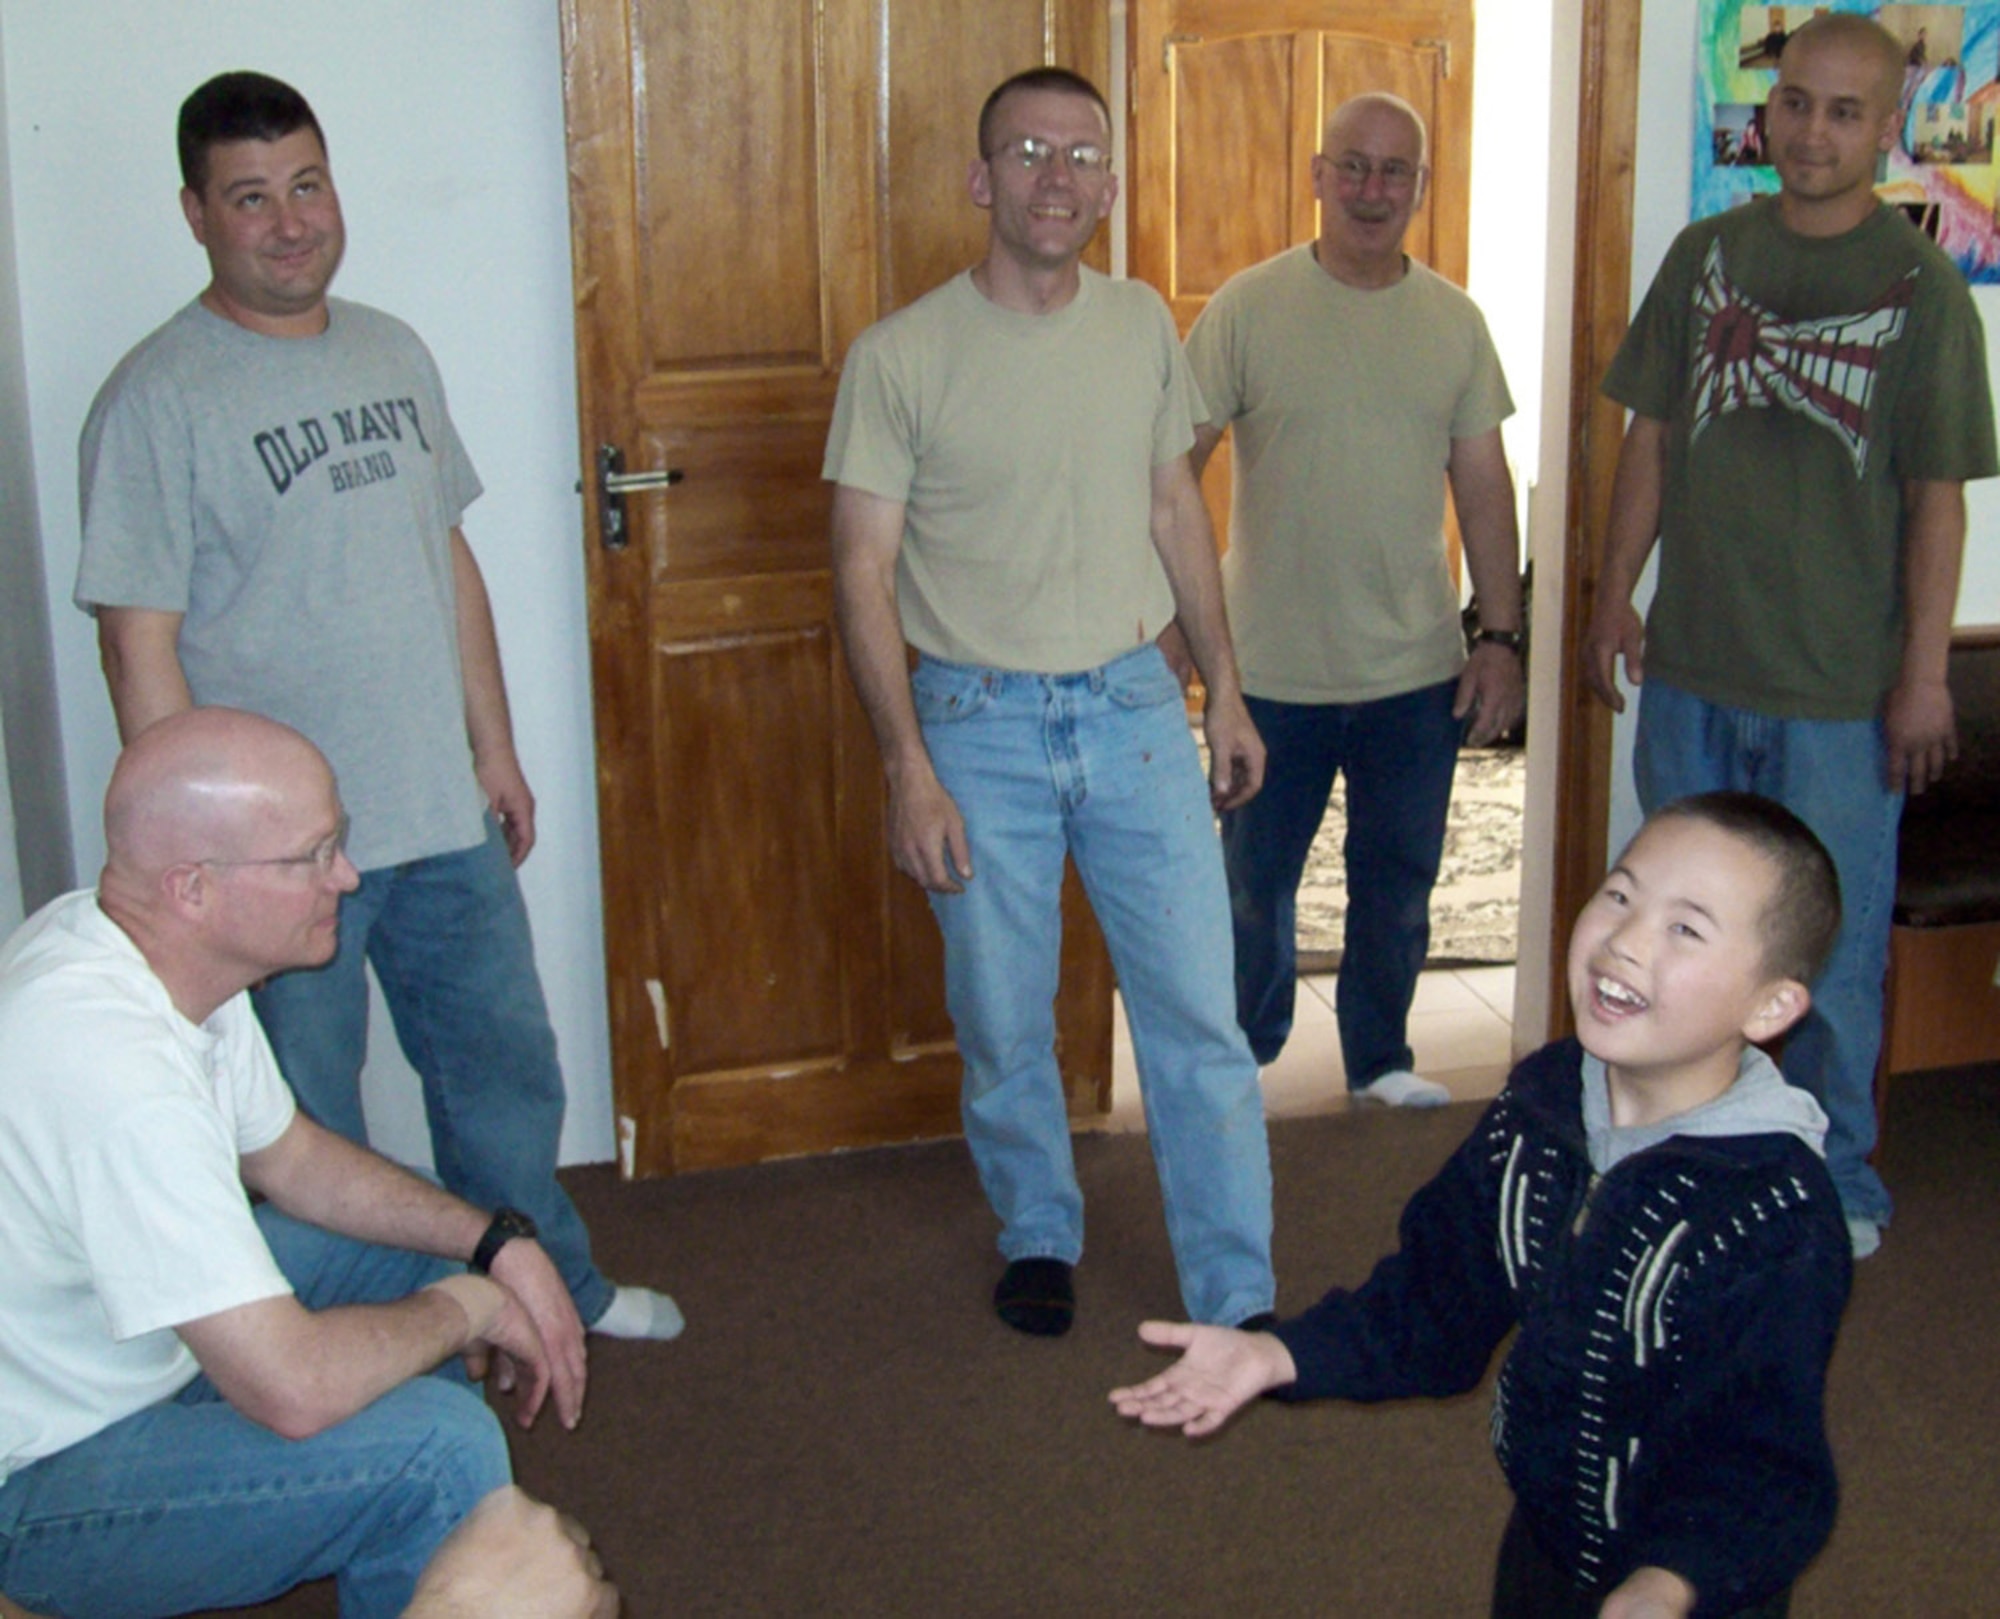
[1221,682,1461,1083]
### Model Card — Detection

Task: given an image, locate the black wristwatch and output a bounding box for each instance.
[470,1206,538,1274]
[1472,627,1524,654]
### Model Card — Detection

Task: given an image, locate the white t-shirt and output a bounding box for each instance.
[0,892,296,1486]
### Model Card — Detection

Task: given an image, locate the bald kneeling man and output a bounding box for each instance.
[0,709,594,1618]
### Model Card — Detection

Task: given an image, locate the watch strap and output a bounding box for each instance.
[470,1206,537,1275]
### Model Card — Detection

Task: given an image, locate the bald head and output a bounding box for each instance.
[1780,12,1905,114]
[1322,93,1428,168]
[104,708,334,882]
[98,709,351,1022]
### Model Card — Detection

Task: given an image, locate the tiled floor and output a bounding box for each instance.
[1102,965,1517,1132]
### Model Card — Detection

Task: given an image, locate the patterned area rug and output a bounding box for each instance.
[1295,746,1526,968]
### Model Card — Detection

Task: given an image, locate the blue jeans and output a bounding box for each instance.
[253,814,614,1325]
[1220,682,1462,1081]
[915,646,1275,1325]
[0,1209,510,1619]
[1634,680,1900,1224]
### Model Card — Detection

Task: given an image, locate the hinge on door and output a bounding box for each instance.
[1163,32,1198,74]
[645,978,670,1050]
[1417,37,1451,78]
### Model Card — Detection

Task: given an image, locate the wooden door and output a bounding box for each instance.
[1128,0,1474,554]
[560,0,1113,1176]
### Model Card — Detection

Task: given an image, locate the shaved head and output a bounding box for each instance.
[1780,12,1905,114]
[104,708,331,879]
[97,708,352,1022]
[1322,92,1428,168]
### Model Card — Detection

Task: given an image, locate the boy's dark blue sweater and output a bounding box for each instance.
[1271,1038,1852,1613]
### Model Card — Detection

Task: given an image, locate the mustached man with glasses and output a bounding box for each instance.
[0,708,613,1617]
[73,73,679,1344]
[825,68,1276,1339]
[1180,93,1523,1110]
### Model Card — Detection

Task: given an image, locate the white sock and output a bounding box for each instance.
[1355,1070,1451,1108]
[591,1284,686,1340]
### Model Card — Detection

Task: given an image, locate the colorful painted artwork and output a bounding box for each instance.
[1695,2,2000,281]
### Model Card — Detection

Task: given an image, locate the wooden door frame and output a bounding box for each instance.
[1543,0,1641,1042]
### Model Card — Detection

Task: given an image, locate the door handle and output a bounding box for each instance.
[589,443,683,550]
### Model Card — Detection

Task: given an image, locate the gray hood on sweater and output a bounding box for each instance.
[1580,1043,1830,1175]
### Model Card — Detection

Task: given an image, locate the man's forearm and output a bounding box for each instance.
[1448,430,1523,632]
[242,1115,487,1263]
[449,529,520,767]
[830,492,933,782]
[1898,479,1967,688]
[181,1280,503,1441]
[96,606,195,743]
[1151,457,1245,704]
[1597,414,1670,606]
[835,572,929,777]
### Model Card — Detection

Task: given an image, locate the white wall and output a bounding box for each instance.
[1608,0,2000,853]
[1,1,610,1165]
[0,0,72,934]
[1470,0,1556,512]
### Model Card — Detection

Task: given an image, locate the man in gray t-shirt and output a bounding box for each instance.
[75,70,678,1342]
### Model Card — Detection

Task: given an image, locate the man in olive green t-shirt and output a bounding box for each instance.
[1585,14,1997,1259]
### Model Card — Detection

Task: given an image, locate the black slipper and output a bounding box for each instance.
[994,1257,1075,1337]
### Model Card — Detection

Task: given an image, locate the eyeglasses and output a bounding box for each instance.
[201,813,351,877]
[1326,154,1423,192]
[986,136,1113,175]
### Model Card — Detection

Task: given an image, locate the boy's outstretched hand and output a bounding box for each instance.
[1108,1320,1297,1437]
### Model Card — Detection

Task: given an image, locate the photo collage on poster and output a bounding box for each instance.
[1695,2,2000,280]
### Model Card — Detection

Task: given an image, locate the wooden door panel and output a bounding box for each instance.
[884,6,1046,313]
[565,0,1114,1176]
[640,420,836,580]
[655,625,844,1072]
[1171,36,1303,312]
[634,0,826,367]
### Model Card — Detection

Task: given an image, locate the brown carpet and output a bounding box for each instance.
[207,1066,2000,1617]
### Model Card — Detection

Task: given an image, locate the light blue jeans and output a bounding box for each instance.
[915,646,1275,1325]
[1634,680,1900,1224]
[0,1208,510,1618]
[252,814,614,1325]
[1222,682,1463,1079]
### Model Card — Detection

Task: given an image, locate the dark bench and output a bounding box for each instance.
[1876,625,2000,1090]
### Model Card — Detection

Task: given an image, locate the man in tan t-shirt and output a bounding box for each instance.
[1184,93,1524,1107]
[823,67,1276,1339]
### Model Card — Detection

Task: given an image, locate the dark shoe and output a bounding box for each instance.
[994,1257,1075,1337]
[1235,1311,1279,1334]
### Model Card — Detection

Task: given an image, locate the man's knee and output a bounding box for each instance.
[369,1378,513,1524]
